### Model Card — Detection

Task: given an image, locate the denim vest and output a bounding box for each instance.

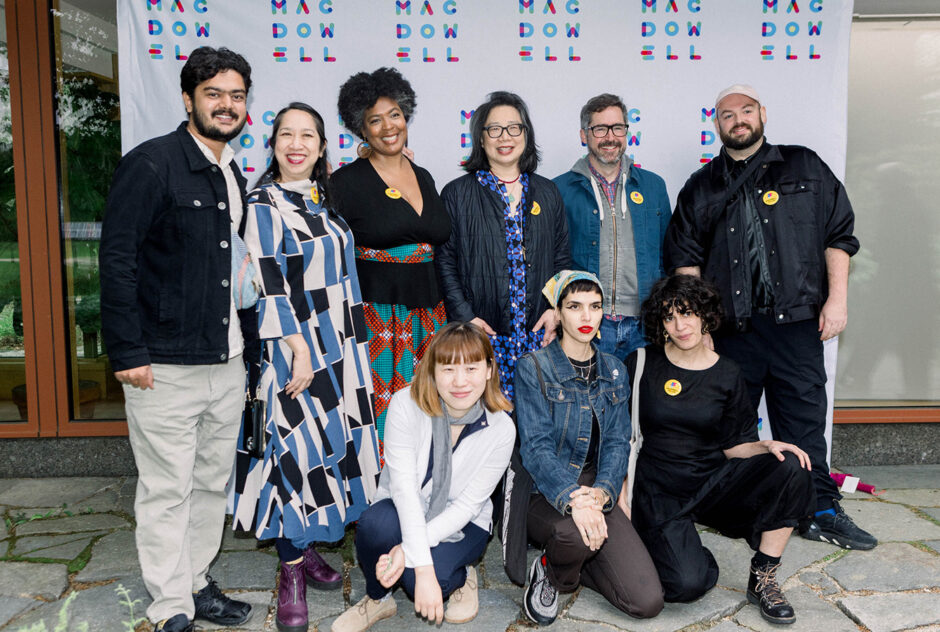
[515,339,631,513]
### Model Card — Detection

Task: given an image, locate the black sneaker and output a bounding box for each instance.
[193,575,252,625]
[747,562,795,625]
[799,501,878,550]
[155,614,194,632]
[523,553,558,626]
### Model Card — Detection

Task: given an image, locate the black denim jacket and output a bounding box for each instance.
[664,142,859,327]
[100,122,247,371]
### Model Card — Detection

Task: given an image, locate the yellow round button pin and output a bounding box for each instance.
[664,379,682,396]
[630,191,644,204]
[385,187,402,200]
[762,190,779,206]
[531,201,541,216]
[310,184,320,205]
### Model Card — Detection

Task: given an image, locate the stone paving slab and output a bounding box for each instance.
[923,507,940,522]
[705,622,753,632]
[877,489,940,507]
[839,499,940,542]
[0,478,116,508]
[839,465,940,489]
[12,531,106,560]
[80,487,137,517]
[0,597,37,629]
[732,585,857,632]
[797,570,840,595]
[567,585,743,631]
[926,540,940,554]
[221,528,266,552]
[197,590,273,631]
[74,530,140,583]
[207,551,279,591]
[837,591,940,632]
[3,578,150,632]
[701,531,835,593]
[826,542,940,591]
[0,561,69,601]
[14,512,129,536]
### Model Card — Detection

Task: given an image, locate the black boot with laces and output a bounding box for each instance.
[747,561,795,625]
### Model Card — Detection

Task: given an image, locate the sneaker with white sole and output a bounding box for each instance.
[799,501,878,550]
[331,594,396,632]
[444,565,479,624]
[523,553,558,626]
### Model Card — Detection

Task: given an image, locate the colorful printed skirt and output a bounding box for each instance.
[357,243,447,447]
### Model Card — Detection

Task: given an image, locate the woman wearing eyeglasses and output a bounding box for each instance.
[436,91,571,399]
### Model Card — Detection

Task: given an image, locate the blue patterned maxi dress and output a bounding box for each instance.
[229,180,381,549]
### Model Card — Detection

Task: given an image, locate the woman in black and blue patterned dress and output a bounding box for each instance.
[436,91,571,400]
[229,102,381,632]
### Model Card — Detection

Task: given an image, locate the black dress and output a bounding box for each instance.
[626,346,814,603]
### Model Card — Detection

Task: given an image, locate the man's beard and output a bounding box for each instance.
[720,120,764,151]
[591,140,624,166]
[191,104,245,143]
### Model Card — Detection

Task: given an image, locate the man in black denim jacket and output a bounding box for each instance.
[100,47,254,632]
[664,84,876,554]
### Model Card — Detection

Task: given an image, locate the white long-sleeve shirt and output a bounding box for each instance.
[373,387,515,568]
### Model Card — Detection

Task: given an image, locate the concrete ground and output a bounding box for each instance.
[1,465,938,632]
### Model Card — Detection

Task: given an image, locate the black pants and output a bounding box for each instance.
[717,314,839,510]
[526,470,664,619]
[634,453,815,603]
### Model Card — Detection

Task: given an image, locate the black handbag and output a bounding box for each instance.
[242,390,266,459]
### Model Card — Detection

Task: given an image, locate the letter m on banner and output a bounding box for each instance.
[396,1,411,14]
[147,0,161,9]
[763,0,778,12]
[519,0,535,12]
[271,0,287,13]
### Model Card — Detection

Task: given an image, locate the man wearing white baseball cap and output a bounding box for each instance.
[663,83,875,618]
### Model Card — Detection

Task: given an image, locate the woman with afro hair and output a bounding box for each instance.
[331,68,451,447]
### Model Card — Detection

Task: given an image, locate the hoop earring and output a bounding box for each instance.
[357,141,372,159]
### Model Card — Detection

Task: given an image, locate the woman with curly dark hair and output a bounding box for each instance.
[435,91,570,400]
[331,68,451,446]
[623,274,815,625]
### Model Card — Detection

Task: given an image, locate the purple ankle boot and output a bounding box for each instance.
[304,546,342,590]
[276,561,308,632]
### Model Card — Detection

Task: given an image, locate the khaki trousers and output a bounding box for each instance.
[124,358,245,623]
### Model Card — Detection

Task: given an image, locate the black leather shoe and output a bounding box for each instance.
[193,575,252,625]
[747,562,795,625]
[155,614,194,632]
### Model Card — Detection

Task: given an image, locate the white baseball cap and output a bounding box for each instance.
[715,84,761,108]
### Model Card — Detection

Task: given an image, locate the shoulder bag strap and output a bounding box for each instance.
[626,347,646,510]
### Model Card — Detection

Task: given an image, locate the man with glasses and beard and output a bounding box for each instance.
[553,94,671,361]
[664,84,876,553]
[100,46,254,632]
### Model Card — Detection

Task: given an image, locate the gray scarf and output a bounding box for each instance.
[426,399,485,541]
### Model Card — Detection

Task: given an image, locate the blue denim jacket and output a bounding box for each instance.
[553,160,670,307]
[515,339,631,513]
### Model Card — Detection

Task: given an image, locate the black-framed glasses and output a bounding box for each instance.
[483,123,525,138]
[586,123,628,138]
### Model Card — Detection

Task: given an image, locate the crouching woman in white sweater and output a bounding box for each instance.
[332,322,515,632]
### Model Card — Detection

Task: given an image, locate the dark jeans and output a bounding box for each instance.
[633,452,815,603]
[716,314,838,510]
[526,469,664,619]
[355,499,489,601]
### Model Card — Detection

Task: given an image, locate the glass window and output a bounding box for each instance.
[838,19,940,407]
[0,4,28,422]
[53,1,123,419]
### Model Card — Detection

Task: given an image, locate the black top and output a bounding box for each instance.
[570,354,600,469]
[330,158,451,308]
[626,345,757,504]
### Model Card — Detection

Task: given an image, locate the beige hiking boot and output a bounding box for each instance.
[444,565,479,624]
[331,594,397,632]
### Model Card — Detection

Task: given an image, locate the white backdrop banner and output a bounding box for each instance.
[117,0,854,460]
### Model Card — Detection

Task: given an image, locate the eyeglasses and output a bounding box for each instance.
[586,124,628,138]
[483,123,525,138]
